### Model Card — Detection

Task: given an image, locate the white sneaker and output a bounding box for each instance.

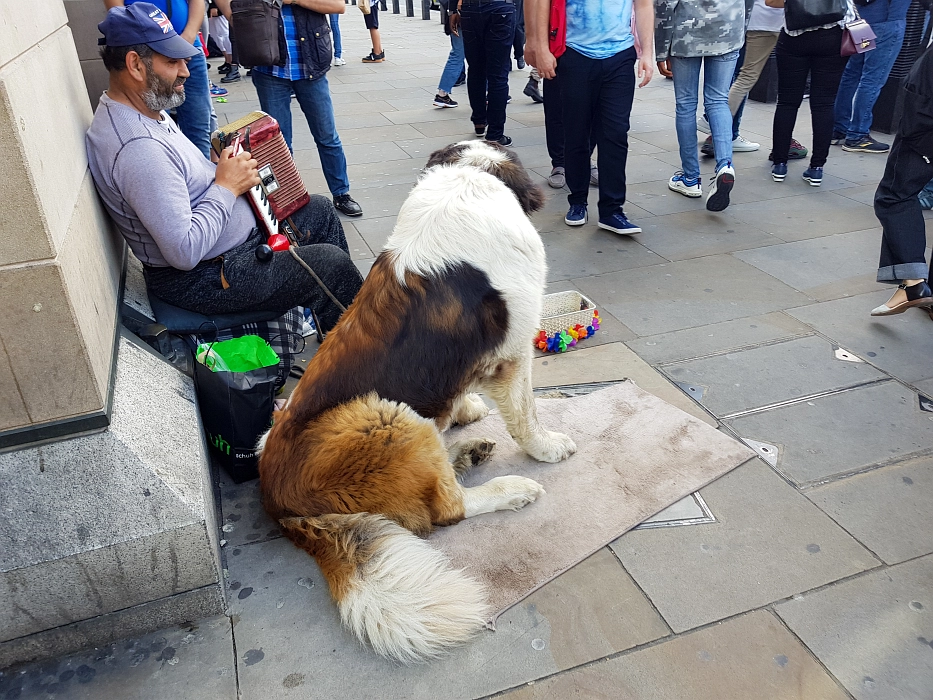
[706,164,735,212]
[668,171,702,198]
[333,56,346,66]
[697,116,711,134]
[732,135,760,152]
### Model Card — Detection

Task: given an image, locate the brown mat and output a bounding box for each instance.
[429,380,754,627]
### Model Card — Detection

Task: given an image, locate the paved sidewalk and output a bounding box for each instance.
[3,8,933,699]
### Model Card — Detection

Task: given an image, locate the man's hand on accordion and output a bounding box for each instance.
[215,146,261,197]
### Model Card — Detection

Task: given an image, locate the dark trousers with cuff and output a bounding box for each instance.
[875,137,933,283]
[144,195,363,334]
[557,46,636,218]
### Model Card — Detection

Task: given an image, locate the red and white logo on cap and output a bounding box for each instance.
[148,8,173,34]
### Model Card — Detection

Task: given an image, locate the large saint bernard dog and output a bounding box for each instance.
[258,141,577,662]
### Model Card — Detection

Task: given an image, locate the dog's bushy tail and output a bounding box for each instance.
[280,513,489,663]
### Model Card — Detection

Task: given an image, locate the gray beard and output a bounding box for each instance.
[141,59,186,112]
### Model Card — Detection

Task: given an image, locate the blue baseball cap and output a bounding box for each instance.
[98,2,200,59]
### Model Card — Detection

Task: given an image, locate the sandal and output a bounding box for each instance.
[870,281,933,316]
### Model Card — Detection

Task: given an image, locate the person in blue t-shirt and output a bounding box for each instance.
[104,0,214,159]
[525,0,655,235]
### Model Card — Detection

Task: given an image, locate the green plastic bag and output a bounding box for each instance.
[196,336,280,373]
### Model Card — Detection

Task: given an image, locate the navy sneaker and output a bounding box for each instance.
[772,162,788,182]
[706,163,735,212]
[565,204,588,226]
[842,136,889,153]
[598,210,641,235]
[802,167,823,187]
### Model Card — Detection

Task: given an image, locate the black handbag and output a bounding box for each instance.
[230,0,283,68]
[784,0,847,31]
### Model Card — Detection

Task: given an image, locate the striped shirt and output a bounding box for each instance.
[254,5,306,81]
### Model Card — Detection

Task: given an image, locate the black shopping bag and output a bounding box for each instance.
[194,357,278,483]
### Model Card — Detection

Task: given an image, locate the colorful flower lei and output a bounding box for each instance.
[534,310,600,353]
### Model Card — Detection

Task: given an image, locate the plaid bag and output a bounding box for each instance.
[196,307,304,388]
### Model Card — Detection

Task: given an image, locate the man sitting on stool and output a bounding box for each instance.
[86,3,362,335]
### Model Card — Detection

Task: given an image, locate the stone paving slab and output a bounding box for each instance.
[729,192,876,242]
[610,461,879,633]
[788,290,933,385]
[727,380,933,486]
[733,228,889,301]
[626,311,812,365]
[635,209,780,261]
[0,616,235,700]
[539,228,665,281]
[806,455,933,565]
[227,539,668,700]
[531,342,715,427]
[573,255,812,337]
[775,555,933,700]
[662,335,886,417]
[497,610,850,700]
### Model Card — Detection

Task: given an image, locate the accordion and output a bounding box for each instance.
[212,111,310,239]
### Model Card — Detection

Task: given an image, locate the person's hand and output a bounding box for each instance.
[449,11,461,36]
[529,46,557,80]
[637,56,654,87]
[656,59,672,78]
[215,147,260,196]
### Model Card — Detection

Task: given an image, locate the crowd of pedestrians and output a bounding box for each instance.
[94,0,933,328]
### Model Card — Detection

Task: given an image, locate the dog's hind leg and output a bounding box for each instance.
[450,393,490,426]
[484,358,576,463]
[447,438,496,477]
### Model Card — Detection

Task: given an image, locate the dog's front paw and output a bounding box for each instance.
[526,431,577,463]
[489,475,545,511]
[449,437,497,476]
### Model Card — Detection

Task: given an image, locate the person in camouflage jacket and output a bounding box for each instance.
[655,0,753,212]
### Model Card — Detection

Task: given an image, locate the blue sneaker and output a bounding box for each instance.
[598,210,641,235]
[209,82,228,97]
[802,167,823,187]
[772,162,788,182]
[668,171,702,198]
[565,204,588,226]
[919,188,933,210]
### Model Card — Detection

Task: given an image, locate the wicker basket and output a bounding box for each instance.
[539,291,597,335]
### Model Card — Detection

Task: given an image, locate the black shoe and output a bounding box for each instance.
[362,51,385,63]
[474,122,486,135]
[523,78,543,103]
[220,67,241,83]
[486,134,512,146]
[433,93,458,108]
[516,57,525,69]
[246,68,252,76]
[217,62,232,74]
[454,70,466,87]
[333,194,363,217]
[842,136,890,153]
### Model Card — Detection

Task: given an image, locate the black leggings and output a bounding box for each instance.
[144,195,363,334]
[771,27,848,168]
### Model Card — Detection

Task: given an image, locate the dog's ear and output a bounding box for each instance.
[425,143,470,170]
[494,152,546,215]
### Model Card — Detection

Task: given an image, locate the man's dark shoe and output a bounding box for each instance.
[516,57,525,69]
[220,66,241,83]
[362,51,385,63]
[830,132,845,146]
[454,71,466,87]
[523,78,543,103]
[598,210,641,235]
[333,194,363,217]
[842,136,890,153]
[486,134,512,146]
[217,62,232,74]
[474,122,486,135]
[788,139,808,160]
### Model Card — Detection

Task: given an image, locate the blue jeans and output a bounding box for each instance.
[672,51,739,179]
[705,43,746,140]
[251,70,350,197]
[833,20,907,141]
[439,31,465,93]
[330,14,342,58]
[461,1,515,140]
[176,52,212,159]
